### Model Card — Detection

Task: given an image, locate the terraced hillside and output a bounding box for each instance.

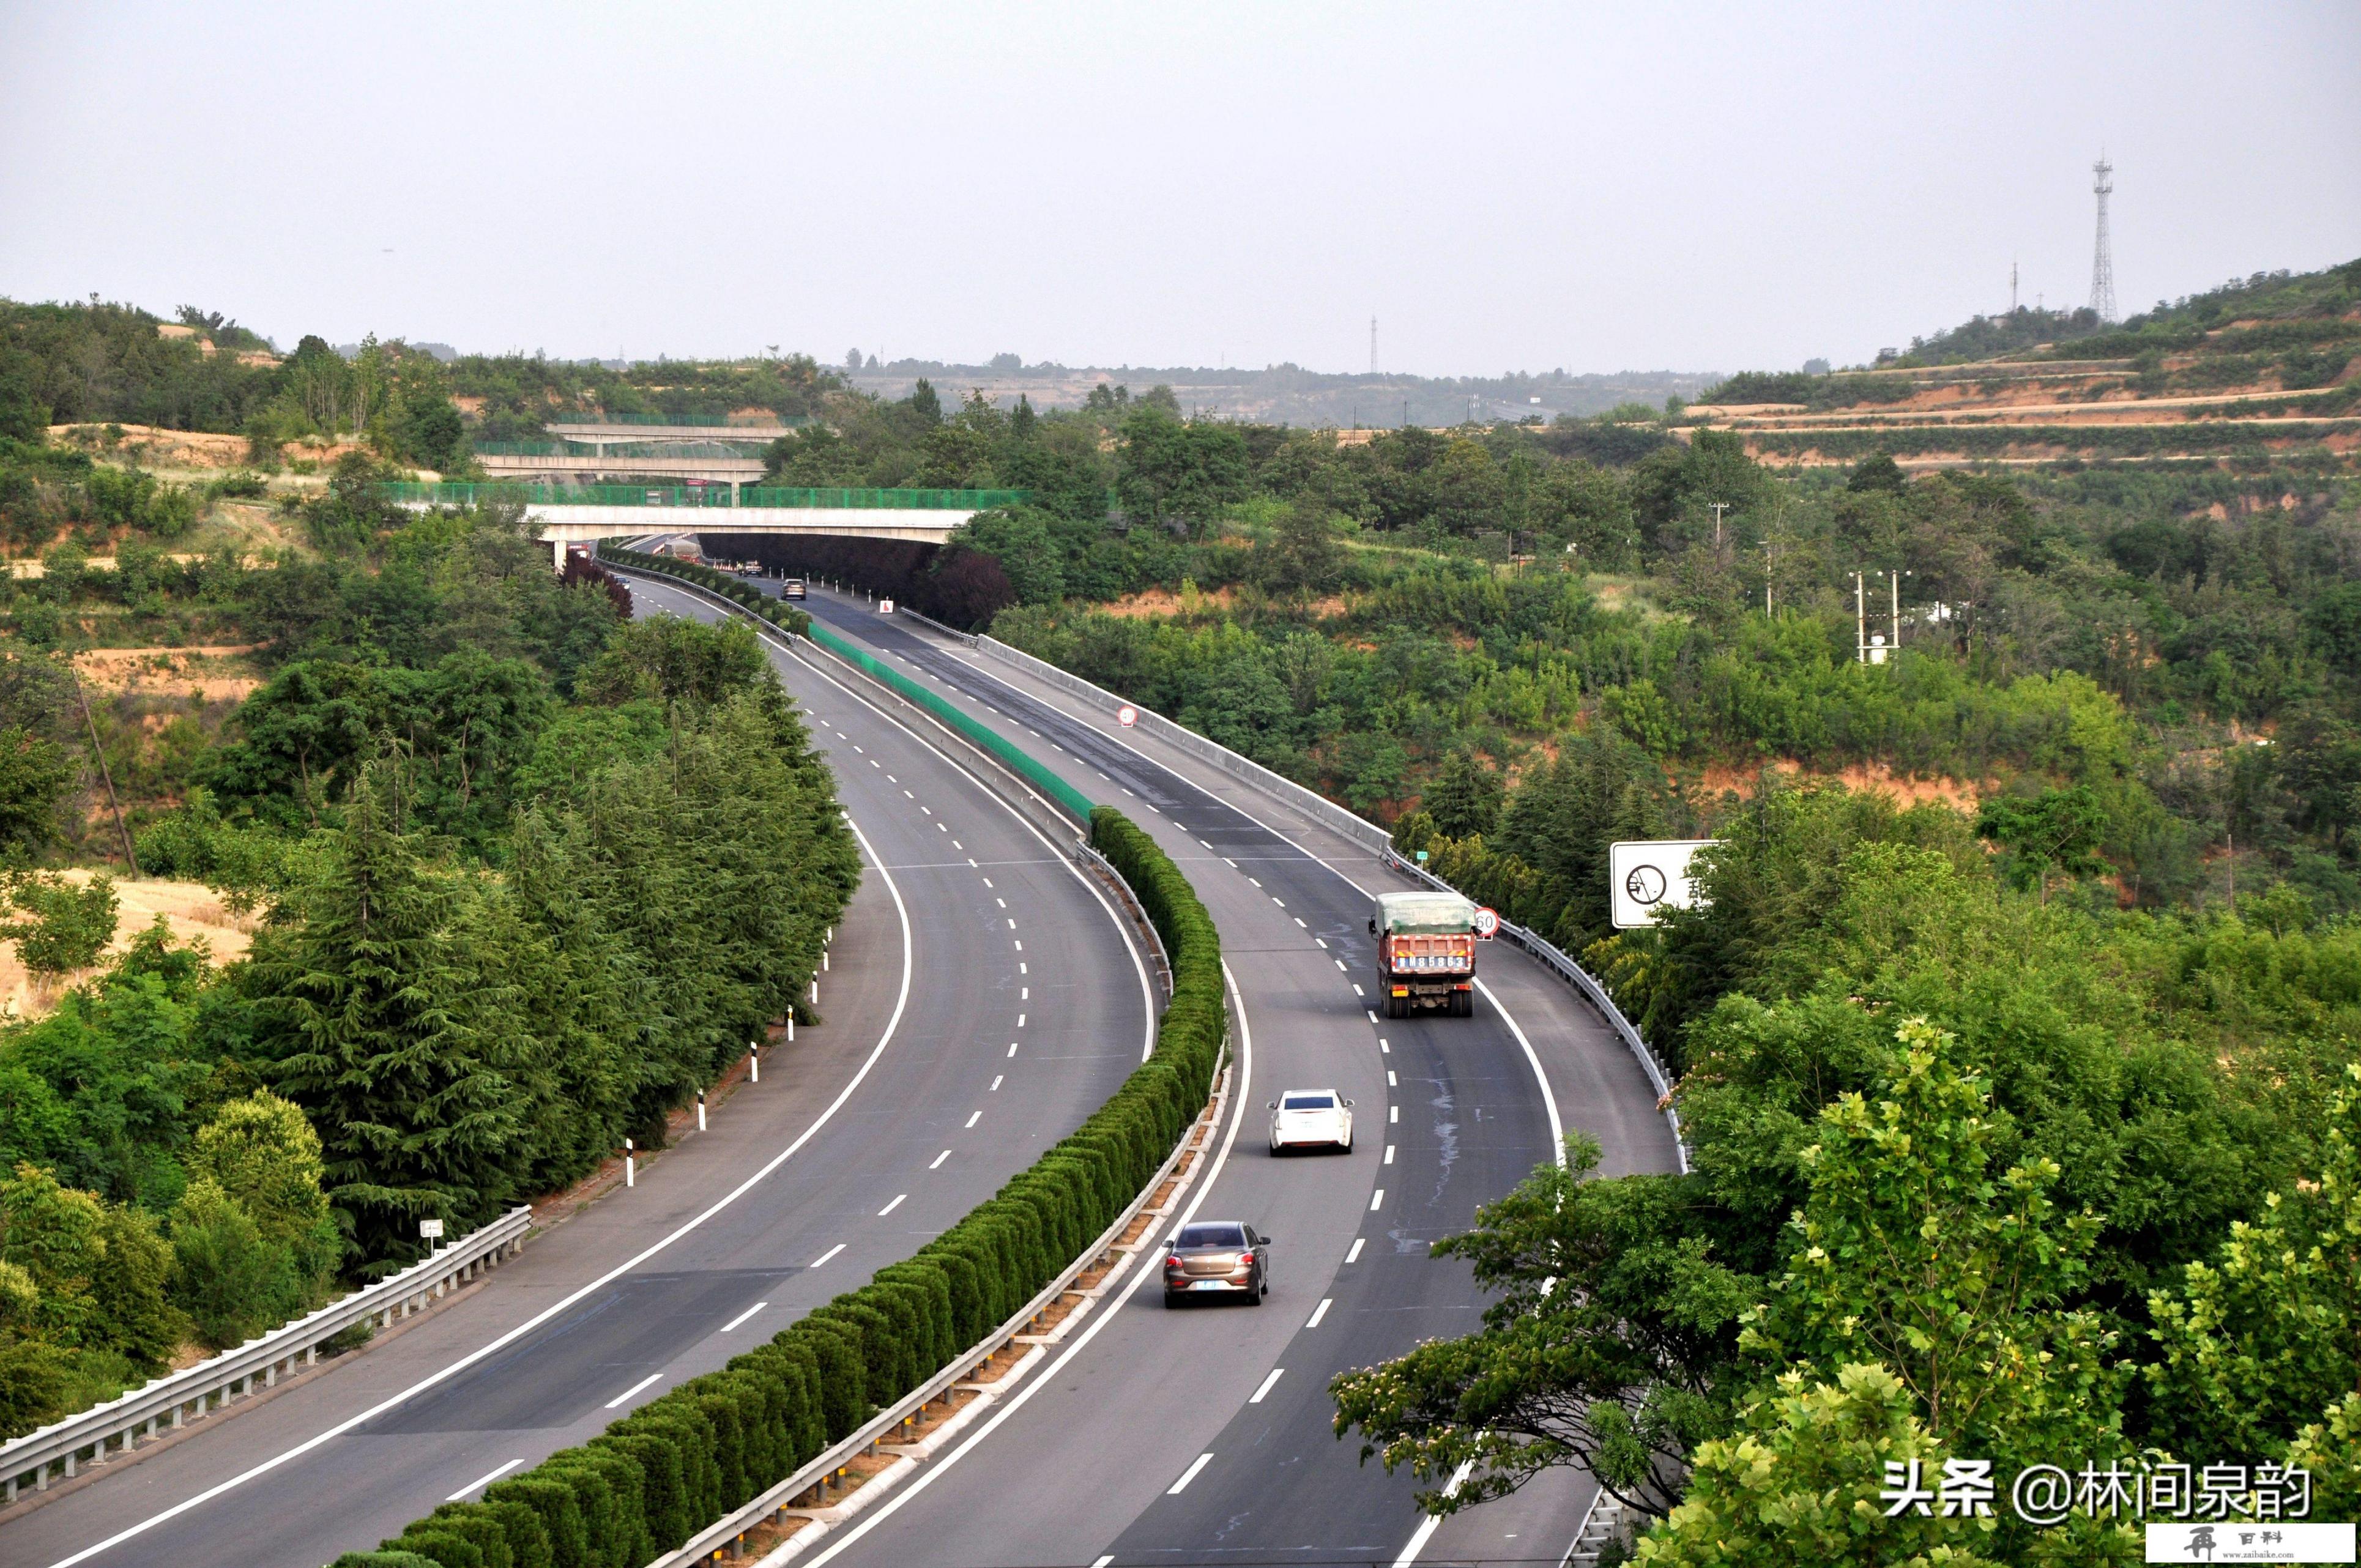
[1687,258,2361,470]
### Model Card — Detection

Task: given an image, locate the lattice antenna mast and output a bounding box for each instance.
[2089,155,2117,323]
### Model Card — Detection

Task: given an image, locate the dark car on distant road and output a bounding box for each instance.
[1162,1221,1270,1307]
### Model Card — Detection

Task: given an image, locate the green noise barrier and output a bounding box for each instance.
[798,620,1097,826]
[383,482,1029,510]
[600,543,1086,821]
[332,799,1219,1567]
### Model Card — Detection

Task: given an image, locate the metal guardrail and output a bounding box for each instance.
[650,992,1236,1567]
[893,604,978,645]
[0,1206,532,1506]
[972,637,1392,855]
[957,634,1689,1172]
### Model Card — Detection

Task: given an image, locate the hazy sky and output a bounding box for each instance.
[4,3,2356,378]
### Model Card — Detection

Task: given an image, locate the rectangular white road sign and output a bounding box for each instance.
[1608,839,1717,929]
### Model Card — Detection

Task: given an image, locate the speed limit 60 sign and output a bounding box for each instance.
[1607,840,1718,929]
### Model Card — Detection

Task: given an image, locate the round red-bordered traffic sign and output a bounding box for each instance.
[1473,905,1500,938]
[1117,705,1138,727]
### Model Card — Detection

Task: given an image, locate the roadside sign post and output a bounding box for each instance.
[1607,839,1719,928]
[418,1217,444,1252]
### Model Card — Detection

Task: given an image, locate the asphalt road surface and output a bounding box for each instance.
[784,588,1677,1568]
[1,575,1151,1568]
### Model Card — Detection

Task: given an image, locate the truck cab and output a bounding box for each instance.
[1369,891,1478,1018]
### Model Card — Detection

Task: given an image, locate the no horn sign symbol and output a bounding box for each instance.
[1608,840,1719,929]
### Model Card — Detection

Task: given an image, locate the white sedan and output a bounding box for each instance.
[1268,1089,1354,1155]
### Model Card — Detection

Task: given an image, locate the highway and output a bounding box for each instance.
[0,575,1153,1568]
[779,587,1679,1568]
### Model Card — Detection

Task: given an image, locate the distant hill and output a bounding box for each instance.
[837,359,1721,427]
[1684,256,2361,472]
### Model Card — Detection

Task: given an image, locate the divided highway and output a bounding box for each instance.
[781,587,1679,1568]
[0,576,1152,1568]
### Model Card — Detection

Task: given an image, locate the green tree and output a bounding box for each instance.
[264,766,524,1270]
[1422,749,1504,841]
[190,1090,340,1285]
[1742,1020,2121,1471]
[1331,1137,1746,1520]
[2147,1061,2361,1465]
[954,508,1065,606]
[579,616,768,711]
[1632,1363,2007,1568]
[171,1178,297,1349]
[0,1256,70,1438]
[2,872,119,976]
[1255,502,1343,598]
[0,725,73,858]
[1974,786,2110,901]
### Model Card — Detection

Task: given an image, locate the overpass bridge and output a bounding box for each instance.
[473,442,768,486]
[382,483,1023,563]
[543,414,802,447]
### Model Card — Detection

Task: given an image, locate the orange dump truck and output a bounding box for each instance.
[1369,891,1478,1018]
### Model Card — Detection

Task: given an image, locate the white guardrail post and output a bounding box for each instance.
[0,1206,533,1505]
[962,635,1689,1172]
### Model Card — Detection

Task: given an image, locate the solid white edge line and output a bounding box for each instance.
[1167,1452,1216,1494]
[1388,992,1563,1567]
[39,813,919,1568]
[1391,1460,1477,1568]
[800,962,1255,1567]
[719,1301,770,1334]
[1476,976,1567,1165]
[444,1458,522,1502]
[604,1371,663,1410]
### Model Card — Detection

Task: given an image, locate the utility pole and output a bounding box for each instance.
[2010,258,2019,314]
[1764,539,1774,615]
[1854,572,1867,663]
[1890,568,1904,651]
[1709,502,1729,552]
[1369,315,1377,376]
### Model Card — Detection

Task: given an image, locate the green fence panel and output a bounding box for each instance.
[801,622,1093,823]
[381,483,1027,511]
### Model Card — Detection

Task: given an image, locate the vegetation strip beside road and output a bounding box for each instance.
[329,806,1224,1568]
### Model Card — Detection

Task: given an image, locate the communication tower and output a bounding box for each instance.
[1369,316,1378,376]
[2089,155,2117,323]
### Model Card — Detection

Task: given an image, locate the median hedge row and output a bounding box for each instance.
[332,805,1221,1568]
[596,542,814,637]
